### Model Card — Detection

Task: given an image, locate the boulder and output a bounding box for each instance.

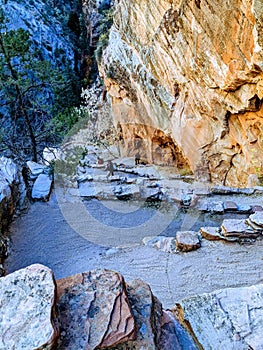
[56,269,136,349]
[32,174,53,201]
[0,264,58,350]
[176,231,201,252]
[176,284,263,350]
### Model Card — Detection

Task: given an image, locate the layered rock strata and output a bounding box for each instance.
[100,0,263,186]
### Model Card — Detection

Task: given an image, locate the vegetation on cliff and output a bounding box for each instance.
[0,0,89,162]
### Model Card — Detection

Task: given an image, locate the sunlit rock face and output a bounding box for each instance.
[100,0,263,186]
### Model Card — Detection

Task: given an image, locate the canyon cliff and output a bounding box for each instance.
[99,0,263,186]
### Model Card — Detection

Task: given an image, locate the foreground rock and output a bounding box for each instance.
[57,269,136,349]
[56,269,194,349]
[0,264,58,350]
[176,284,263,350]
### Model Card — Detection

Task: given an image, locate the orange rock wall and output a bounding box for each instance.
[100,0,263,186]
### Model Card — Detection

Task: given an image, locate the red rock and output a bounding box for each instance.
[56,269,136,349]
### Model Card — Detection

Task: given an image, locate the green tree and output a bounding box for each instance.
[0,9,80,162]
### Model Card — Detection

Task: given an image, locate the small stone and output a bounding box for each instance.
[200,227,222,240]
[223,201,238,212]
[114,185,140,199]
[236,204,252,214]
[252,205,263,212]
[208,201,224,213]
[142,236,176,253]
[176,231,201,252]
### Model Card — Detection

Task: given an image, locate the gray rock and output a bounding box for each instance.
[177,284,263,350]
[221,219,258,238]
[160,310,198,350]
[78,181,114,199]
[208,201,224,213]
[57,269,136,349]
[113,279,163,350]
[211,186,240,194]
[246,218,263,231]
[140,187,162,201]
[238,188,255,195]
[77,173,93,183]
[0,157,19,185]
[0,157,26,235]
[176,231,201,252]
[223,201,238,211]
[32,174,53,201]
[0,264,58,350]
[249,212,263,228]
[236,204,252,213]
[142,236,176,253]
[27,161,47,178]
[114,184,140,199]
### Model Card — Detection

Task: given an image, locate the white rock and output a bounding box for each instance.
[32,174,52,200]
[0,264,58,350]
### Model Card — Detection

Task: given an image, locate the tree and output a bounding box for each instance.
[0,9,80,162]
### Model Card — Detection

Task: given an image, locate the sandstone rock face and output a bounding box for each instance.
[177,284,263,350]
[0,264,58,350]
[100,0,263,186]
[56,269,136,349]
